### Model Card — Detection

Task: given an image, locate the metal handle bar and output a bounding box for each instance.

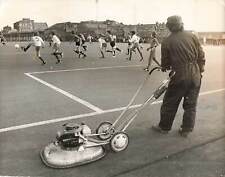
[109,67,162,131]
[119,70,176,131]
[148,66,162,75]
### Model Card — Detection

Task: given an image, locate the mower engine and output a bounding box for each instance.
[40,122,106,168]
[56,123,91,149]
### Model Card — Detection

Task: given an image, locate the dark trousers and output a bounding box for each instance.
[159,80,201,131]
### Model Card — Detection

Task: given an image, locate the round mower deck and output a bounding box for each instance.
[40,142,106,168]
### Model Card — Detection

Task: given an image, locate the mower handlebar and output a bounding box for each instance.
[168,70,176,78]
[149,66,162,75]
[149,67,176,79]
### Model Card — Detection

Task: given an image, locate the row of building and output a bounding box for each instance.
[3,18,48,33]
[46,20,169,42]
[2,18,48,41]
[1,18,168,42]
[1,18,225,45]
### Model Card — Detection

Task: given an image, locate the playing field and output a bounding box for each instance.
[0,42,224,177]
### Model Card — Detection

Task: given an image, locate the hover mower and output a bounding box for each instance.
[40,67,175,168]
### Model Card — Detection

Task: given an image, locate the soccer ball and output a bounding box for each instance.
[15,44,20,49]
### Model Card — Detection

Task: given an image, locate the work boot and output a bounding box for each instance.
[178,128,191,137]
[152,125,169,134]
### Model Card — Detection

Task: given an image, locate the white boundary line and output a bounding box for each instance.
[199,88,225,96]
[24,65,144,113]
[0,88,224,133]
[27,65,144,75]
[25,73,103,113]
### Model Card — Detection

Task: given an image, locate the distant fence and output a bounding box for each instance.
[205,39,225,45]
[4,31,45,42]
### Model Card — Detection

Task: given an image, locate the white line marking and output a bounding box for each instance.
[0,112,99,133]
[25,73,103,113]
[27,65,144,75]
[199,88,225,96]
[0,88,224,133]
[24,65,144,113]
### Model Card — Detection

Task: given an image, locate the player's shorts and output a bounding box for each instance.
[53,43,60,51]
[110,41,115,48]
[75,41,80,46]
[0,38,5,43]
[130,42,139,50]
[35,46,41,57]
[102,43,107,48]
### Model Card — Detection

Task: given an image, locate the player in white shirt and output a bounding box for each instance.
[50,32,63,64]
[98,34,107,58]
[126,33,137,55]
[87,34,93,44]
[128,31,143,61]
[106,30,122,57]
[21,31,46,65]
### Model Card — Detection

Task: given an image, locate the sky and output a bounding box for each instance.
[0,0,224,32]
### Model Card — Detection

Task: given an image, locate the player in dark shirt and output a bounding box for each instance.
[106,30,122,57]
[0,32,7,45]
[144,31,161,71]
[71,31,86,58]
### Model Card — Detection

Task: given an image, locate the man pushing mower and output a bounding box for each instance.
[152,15,206,137]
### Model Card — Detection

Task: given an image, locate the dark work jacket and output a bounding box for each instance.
[161,31,205,86]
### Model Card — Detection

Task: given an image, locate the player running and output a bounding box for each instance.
[79,33,87,51]
[21,31,46,65]
[87,34,93,44]
[0,32,7,45]
[106,30,122,57]
[49,32,63,64]
[71,31,87,58]
[98,34,107,58]
[126,33,137,55]
[126,34,132,55]
[144,31,161,71]
[128,31,143,61]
